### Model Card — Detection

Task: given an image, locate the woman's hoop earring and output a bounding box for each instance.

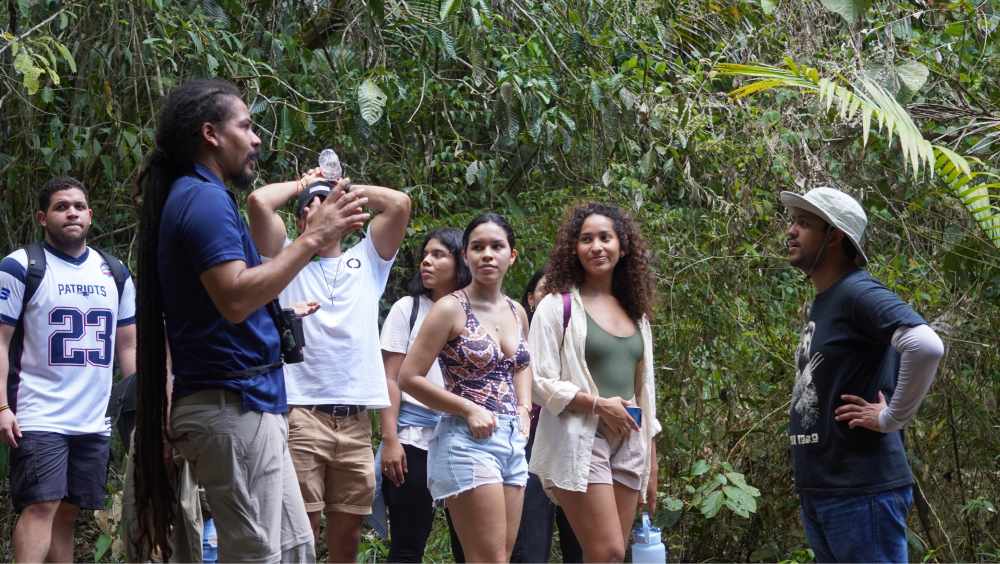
[530,305,535,312]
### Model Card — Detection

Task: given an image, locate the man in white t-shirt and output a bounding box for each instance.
[0,176,137,563]
[248,171,410,562]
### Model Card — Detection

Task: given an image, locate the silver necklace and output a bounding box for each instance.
[317,258,342,301]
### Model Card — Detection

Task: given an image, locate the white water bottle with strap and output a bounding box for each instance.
[631,512,666,564]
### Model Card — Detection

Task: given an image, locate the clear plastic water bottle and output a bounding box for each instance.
[318,148,342,181]
[631,513,666,564]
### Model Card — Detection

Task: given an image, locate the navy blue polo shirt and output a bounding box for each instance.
[158,163,287,413]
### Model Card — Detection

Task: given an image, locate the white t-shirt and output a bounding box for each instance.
[264,226,394,408]
[0,244,136,435]
[379,294,445,449]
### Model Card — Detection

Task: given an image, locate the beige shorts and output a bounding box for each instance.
[588,414,646,491]
[287,406,375,515]
[541,399,647,494]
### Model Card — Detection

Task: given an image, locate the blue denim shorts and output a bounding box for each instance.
[427,413,528,507]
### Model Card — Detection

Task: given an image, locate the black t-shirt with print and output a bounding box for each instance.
[790,268,926,495]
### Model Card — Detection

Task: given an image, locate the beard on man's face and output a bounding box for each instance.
[232,148,261,191]
[46,222,90,249]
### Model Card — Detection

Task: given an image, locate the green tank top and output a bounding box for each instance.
[584,310,644,399]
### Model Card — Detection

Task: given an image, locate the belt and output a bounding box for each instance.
[298,404,366,417]
[173,389,242,407]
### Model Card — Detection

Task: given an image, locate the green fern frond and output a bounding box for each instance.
[719,59,1000,250]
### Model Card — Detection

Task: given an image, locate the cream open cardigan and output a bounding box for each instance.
[528,287,661,502]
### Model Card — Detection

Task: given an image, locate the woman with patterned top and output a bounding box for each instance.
[399,213,533,563]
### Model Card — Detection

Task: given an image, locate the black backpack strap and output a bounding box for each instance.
[21,242,46,311]
[6,242,46,412]
[409,296,420,332]
[106,371,136,425]
[93,248,127,305]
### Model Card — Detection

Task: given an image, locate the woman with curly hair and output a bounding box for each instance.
[528,202,660,563]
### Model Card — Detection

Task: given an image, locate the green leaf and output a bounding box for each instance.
[589,81,604,110]
[725,471,761,497]
[619,88,635,110]
[603,101,621,140]
[723,485,758,514]
[280,105,292,142]
[358,79,388,126]
[818,0,873,24]
[439,0,460,21]
[895,60,929,104]
[94,534,112,562]
[17,0,29,17]
[206,53,219,76]
[249,97,269,115]
[652,15,669,49]
[691,459,710,476]
[558,111,576,131]
[758,0,775,14]
[465,161,479,185]
[560,127,572,153]
[440,29,457,60]
[51,41,77,73]
[701,490,723,518]
[14,52,42,95]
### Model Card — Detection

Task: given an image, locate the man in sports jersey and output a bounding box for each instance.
[248,172,409,562]
[0,176,137,563]
[783,187,945,563]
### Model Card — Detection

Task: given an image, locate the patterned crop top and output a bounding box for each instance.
[437,290,531,415]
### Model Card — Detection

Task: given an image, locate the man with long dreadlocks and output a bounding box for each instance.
[131,79,369,563]
[782,187,945,563]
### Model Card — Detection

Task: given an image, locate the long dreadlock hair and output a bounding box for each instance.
[132,79,241,561]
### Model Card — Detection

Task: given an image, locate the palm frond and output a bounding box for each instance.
[718,60,1000,250]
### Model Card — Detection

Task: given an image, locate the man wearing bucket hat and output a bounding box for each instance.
[247,170,410,562]
[781,187,945,563]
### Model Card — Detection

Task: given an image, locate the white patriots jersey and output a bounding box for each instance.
[0,244,136,435]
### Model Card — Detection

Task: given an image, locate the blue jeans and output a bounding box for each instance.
[799,485,913,563]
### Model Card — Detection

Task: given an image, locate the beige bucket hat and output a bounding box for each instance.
[780,187,868,268]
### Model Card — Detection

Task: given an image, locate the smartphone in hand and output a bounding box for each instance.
[624,406,642,428]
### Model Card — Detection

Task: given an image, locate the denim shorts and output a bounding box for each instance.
[427,413,528,507]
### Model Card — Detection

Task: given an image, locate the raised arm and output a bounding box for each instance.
[354,184,411,261]
[246,178,296,259]
[202,179,369,324]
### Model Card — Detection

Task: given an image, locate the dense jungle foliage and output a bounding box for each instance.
[2,0,1000,561]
